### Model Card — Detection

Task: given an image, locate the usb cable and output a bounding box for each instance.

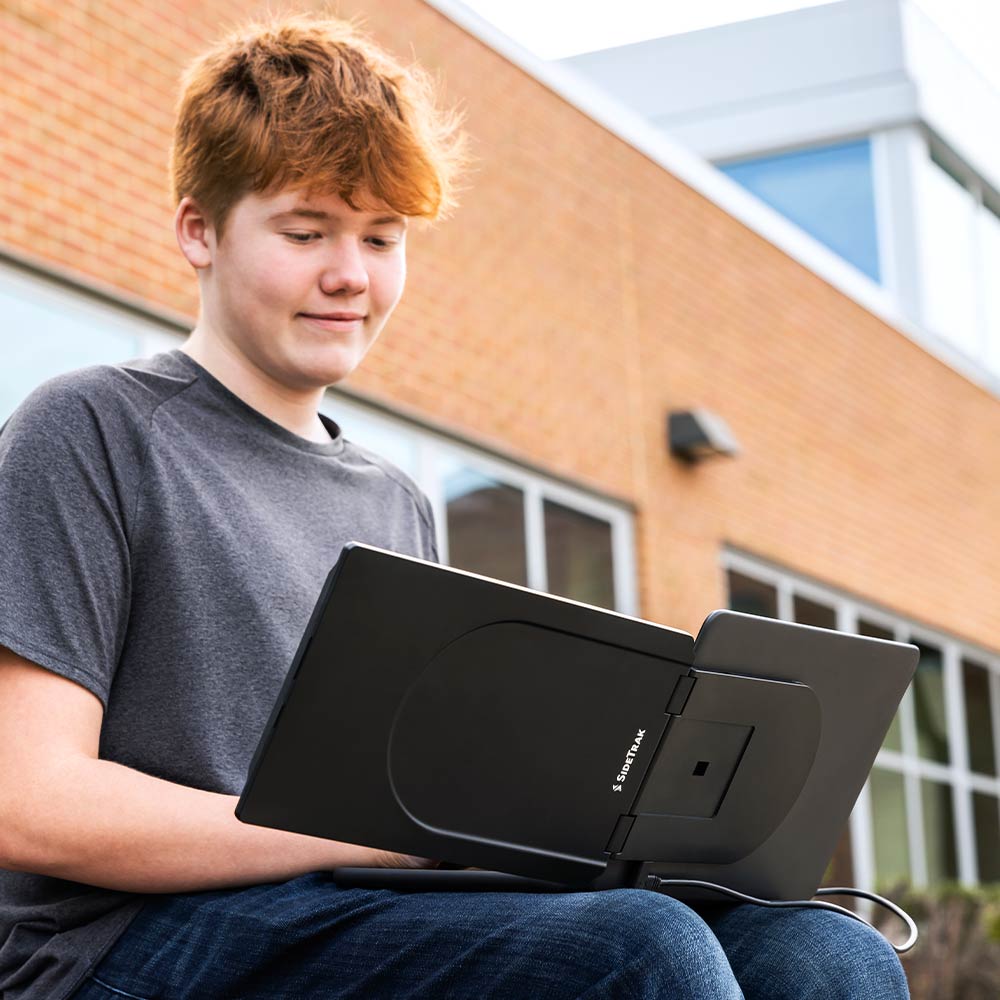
[644,877,918,954]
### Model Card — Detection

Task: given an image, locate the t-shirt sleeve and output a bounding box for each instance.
[0,375,136,707]
[416,490,441,564]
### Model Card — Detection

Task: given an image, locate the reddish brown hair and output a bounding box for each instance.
[170,14,467,236]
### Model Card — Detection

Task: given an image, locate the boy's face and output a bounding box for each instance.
[184,186,408,390]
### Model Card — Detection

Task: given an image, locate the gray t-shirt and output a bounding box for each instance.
[0,349,438,1000]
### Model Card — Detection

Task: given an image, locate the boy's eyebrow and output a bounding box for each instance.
[269,207,407,226]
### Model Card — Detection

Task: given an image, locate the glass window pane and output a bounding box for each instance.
[869,767,910,887]
[720,139,880,282]
[963,659,997,777]
[913,642,949,764]
[793,595,836,630]
[859,620,902,752]
[921,779,958,883]
[442,463,527,585]
[0,283,142,424]
[727,571,778,619]
[858,621,894,641]
[916,157,981,357]
[543,500,614,608]
[973,792,1000,883]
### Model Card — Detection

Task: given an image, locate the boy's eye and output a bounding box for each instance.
[283,232,320,243]
[366,236,399,250]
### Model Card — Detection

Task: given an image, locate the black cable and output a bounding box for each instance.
[644,877,918,955]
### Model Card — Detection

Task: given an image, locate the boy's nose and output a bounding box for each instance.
[319,240,369,296]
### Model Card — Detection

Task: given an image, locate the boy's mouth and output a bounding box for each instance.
[298,312,367,331]
[299,311,366,321]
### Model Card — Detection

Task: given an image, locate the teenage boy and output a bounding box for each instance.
[0,14,909,1000]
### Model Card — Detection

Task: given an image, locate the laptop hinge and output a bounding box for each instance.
[666,673,696,715]
[604,813,636,856]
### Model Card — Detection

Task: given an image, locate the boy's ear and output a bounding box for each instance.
[175,197,214,270]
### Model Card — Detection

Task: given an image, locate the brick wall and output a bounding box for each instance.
[2,0,999,646]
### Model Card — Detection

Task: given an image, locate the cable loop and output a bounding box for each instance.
[646,878,918,954]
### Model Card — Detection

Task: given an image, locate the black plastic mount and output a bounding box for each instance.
[236,546,848,892]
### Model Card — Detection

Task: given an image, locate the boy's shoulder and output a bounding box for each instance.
[5,351,195,439]
[23,351,193,413]
[342,438,434,526]
[1,352,198,485]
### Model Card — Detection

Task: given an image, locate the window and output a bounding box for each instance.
[543,499,615,608]
[870,767,911,887]
[321,397,636,612]
[726,570,778,619]
[973,793,1000,883]
[963,659,997,777]
[907,140,1000,381]
[724,549,1000,890]
[441,461,528,585]
[915,154,981,358]
[913,642,949,765]
[793,595,836,630]
[921,779,958,882]
[980,196,1000,374]
[719,139,881,282]
[715,132,1000,387]
[0,263,176,424]
[860,619,903,752]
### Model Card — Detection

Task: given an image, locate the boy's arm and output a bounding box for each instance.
[0,646,427,893]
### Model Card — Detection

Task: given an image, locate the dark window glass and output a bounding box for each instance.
[963,659,997,776]
[859,620,902,752]
[922,779,958,883]
[913,643,949,764]
[857,621,894,642]
[869,767,910,887]
[543,500,615,608]
[727,571,778,619]
[443,465,527,586]
[793,596,836,630]
[973,792,1000,883]
[720,139,881,282]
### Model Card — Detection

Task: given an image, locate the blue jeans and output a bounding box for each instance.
[70,872,908,999]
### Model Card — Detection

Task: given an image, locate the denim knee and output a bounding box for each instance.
[549,889,743,1000]
[792,913,909,1000]
[704,905,909,1000]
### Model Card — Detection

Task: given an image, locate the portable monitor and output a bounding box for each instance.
[237,543,917,903]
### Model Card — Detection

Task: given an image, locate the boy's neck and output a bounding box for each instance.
[179,328,333,445]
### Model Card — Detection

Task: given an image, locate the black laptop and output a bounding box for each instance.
[236,542,917,904]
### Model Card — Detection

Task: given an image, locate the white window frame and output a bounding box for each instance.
[722,547,1000,890]
[326,391,638,615]
[880,127,1000,385]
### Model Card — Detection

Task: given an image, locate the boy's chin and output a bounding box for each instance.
[286,349,362,388]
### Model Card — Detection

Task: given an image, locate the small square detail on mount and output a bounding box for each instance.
[693,760,710,777]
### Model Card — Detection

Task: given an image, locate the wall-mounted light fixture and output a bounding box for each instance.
[668,409,740,463]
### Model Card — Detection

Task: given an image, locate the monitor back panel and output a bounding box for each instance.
[237,543,695,884]
[238,546,917,897]
[621,610,917,900]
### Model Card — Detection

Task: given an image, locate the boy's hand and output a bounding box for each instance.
[371,849,440,870]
